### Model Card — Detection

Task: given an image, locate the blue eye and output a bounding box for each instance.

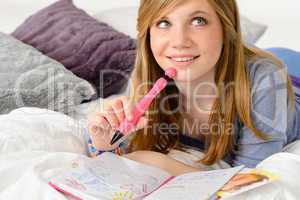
[156,20,170,29]
[191,17,207,26]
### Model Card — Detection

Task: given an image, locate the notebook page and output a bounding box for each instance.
[145,165,244,200]
[49,152,171,200]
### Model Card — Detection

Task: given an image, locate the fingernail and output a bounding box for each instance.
[92,126,98,133]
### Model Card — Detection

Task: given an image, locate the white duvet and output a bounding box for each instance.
[0,107,300,200]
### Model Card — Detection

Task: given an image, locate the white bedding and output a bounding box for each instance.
[0,107,88,154]
[1,149,300,200]
[0,107,300,199]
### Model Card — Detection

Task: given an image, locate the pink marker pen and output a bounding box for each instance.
[110,68,177,145]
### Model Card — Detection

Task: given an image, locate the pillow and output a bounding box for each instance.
[265,48,300,77]
[0,32,95,114]
[11,0,136,98]
[94,6,267,44]
[0,107,88,154]
[266,47,300,94]
[239,15,267,44]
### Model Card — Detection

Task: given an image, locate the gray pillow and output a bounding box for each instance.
[94,6,267,44]
[0,32,95,114]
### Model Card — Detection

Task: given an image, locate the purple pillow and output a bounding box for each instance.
[12,0,136,98]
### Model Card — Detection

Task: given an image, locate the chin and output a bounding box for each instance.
[174,69,202,81]
[173,75,199,83]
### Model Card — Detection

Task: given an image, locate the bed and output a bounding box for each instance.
[0,0,300,199]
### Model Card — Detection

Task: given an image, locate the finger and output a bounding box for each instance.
[120,96,133,121]
[104,107,120,129]
[111,99,126,123]
[91,113,112,130]
[87,121,99,136]
[98,115,112,133]
[88,115,111,136]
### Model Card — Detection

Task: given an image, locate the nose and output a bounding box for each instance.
[170,26,192,49]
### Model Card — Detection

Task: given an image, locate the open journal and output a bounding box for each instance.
[48,152,276,200]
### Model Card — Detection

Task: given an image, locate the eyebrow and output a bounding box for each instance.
[189,10,210,16]
[156,10,210,22]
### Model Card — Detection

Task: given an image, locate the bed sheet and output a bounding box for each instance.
[0,107,299,199]
[0,150,300,199]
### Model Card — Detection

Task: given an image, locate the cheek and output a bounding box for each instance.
[208,38,223,58]
[212,24,223,54]
[201,28,223,61]
[150,29,168,59]
[150,30,157,54]
[150,36,162,59]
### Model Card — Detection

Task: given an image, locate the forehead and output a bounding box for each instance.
[155,0,215,19]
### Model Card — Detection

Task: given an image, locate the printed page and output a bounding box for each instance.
[49,152,171,200]
[217,168,278,199]
[145,165,244,200]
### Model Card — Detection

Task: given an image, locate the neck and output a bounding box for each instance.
[175,68,216,117]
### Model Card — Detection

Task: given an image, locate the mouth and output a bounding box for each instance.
[167,55,200,66]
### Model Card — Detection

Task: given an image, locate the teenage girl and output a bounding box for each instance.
[88,0,299,173]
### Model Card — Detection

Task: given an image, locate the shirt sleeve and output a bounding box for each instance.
[232,60,289,168]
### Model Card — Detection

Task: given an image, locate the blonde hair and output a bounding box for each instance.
[127,0,295,165]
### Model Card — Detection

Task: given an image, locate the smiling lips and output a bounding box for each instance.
[167,55,200,66]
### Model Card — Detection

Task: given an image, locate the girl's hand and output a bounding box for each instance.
[87,96,148,151]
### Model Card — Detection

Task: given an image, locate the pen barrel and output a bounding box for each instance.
[118,78,168,135]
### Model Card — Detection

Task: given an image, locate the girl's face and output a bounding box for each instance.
[150,0,223,83]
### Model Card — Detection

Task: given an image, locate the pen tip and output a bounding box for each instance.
[110,130,125,145]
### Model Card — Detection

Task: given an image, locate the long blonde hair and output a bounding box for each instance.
[127,0,295,165]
